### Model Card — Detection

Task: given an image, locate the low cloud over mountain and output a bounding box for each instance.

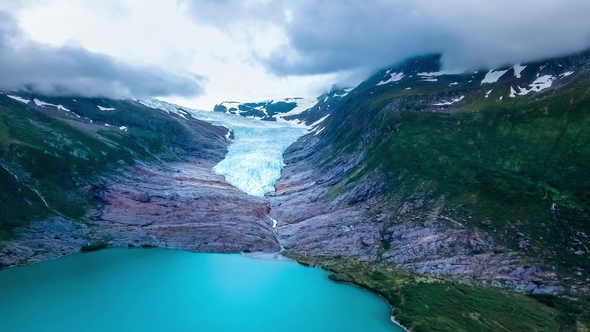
[0,11,205,98]
[183,0,590,75]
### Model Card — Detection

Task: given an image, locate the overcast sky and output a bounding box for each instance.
[1,0,589,110]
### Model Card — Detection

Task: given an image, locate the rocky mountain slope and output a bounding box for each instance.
[0,94,279,266]
[270,51,590,331]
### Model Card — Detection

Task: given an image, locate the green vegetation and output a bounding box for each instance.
[0,96,138,237]
[287,253,590,332]
[326,75,590,274]
[0,95,217,240]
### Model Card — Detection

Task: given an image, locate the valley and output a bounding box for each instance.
[1,49,590,331]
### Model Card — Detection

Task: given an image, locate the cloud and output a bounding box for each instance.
[0,10,205,99]
[183,0,590,76]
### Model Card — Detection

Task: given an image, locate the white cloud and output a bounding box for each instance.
[11,0,334,109]
[4,0,590,109]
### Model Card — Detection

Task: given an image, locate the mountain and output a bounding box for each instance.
[212,86,352,127]
[270,50,590,331]
[0,93,280,266]
[2,48,590,331]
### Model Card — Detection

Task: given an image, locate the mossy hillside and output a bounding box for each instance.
[321,73,590,275]
[0,96,141,234]
[286,253,590,332]
[24,96,203,158]
[0,94,222,240]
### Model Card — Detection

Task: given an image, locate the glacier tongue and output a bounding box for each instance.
[140,99,308,197]
[211,123,307,196]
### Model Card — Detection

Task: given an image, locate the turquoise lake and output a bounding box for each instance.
[0,248,404,332]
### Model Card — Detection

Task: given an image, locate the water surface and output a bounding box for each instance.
[0,249,403,332]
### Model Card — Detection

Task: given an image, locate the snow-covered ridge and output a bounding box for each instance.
[274,98,317,124]
[216,97,318,127]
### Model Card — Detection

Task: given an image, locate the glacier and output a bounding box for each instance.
[140,99,310,197]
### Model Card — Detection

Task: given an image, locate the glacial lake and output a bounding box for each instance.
[0,248,403,332]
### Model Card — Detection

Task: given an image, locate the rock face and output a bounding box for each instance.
[0,158,280,267]
[269,136,563,295]
[94,159,279,253]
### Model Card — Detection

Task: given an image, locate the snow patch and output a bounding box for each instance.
[333,89,352,98]
[481,69,510,84]
[404,87,412,90]
[432,96,465,106]
[97,105,115,111]
[274,98,317,124]
[309,114,330,128]
[119,126,127,131]
[485,89,493,98]
[7,95,30,104]
[560,71,574,77]
[376,72,404,85]
[513,64,526,78]
[449,82,458,86]
[313,127,325,136]
[509,87,517,98]
[511,75,557,97]
[33,99,71,112]
[530,75,555,91]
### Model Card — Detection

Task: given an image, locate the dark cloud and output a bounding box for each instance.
[0,11,205,99]
[184,0,590,76]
